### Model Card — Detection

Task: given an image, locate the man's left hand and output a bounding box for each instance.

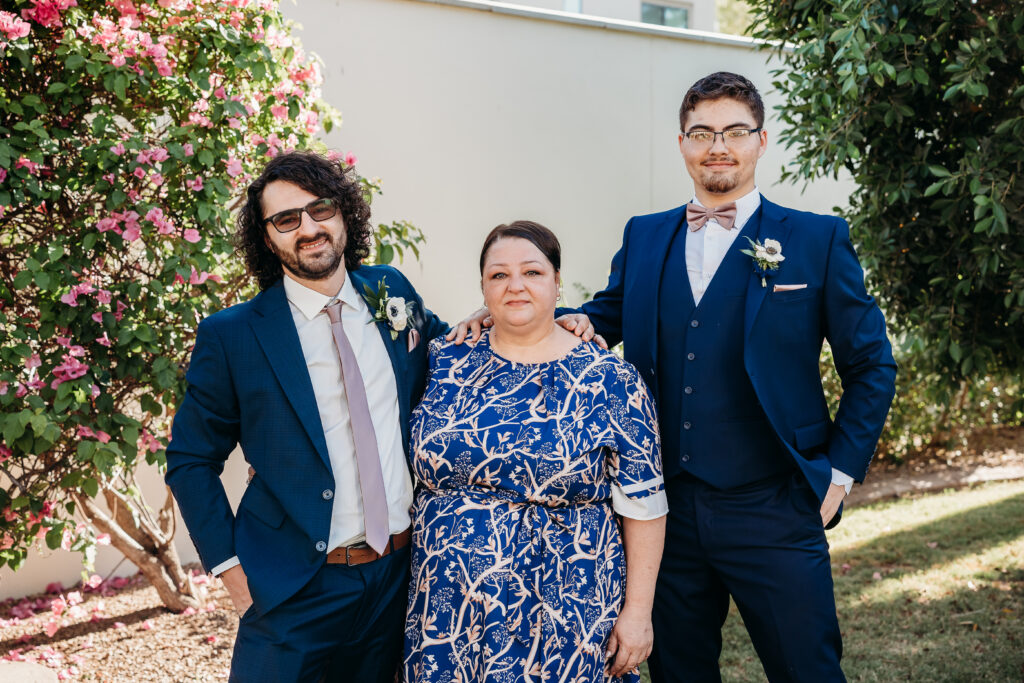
[819,483,847,526]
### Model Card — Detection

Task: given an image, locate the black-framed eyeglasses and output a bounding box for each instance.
[682,128,762,146]
[263,197,338,233]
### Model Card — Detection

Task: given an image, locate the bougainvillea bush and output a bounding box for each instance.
[0,0,421,611]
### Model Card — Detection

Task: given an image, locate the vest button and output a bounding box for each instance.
[684,386,693,395]
[682,454,690,462]
[315,541,327,553]
[322,489,333,500]
[683,422,692,430]
[690,320,699,328]
[687,352,696,361]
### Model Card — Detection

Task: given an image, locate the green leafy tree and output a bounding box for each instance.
[0,0,421,611]
[746,0,1024,449]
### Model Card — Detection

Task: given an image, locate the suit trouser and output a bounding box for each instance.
[229,544,409,683]
[648,471,845,683]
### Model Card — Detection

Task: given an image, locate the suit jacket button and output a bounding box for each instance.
[690,320,699,328]
[322,489,334,500]
[684,386,693,395]
[683,422,692,430]
[315,541,327,553]
[682,454,690,462]
[687,352,696,361]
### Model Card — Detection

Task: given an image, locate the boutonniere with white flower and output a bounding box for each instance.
[740,237,785,287]
[362,279,415,340]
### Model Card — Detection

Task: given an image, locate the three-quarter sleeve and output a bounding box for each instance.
[606,362,668,520]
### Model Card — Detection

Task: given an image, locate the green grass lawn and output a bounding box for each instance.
[641,480,1024,682]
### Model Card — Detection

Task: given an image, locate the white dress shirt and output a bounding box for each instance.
[685,188,853,494]
[211,273,414,576]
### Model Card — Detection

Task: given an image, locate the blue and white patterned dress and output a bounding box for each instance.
[403,332,665,683]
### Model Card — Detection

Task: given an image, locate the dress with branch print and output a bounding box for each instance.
[403,332,663,683]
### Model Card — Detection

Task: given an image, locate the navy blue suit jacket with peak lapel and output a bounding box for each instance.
[580,196,897,503]
[165,265,447,615]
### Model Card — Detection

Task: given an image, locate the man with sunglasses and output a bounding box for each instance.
[165,150,448,682]
[557,72,897,680]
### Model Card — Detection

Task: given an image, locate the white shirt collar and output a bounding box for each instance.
[691,186,762,230]
[282,271,362,321]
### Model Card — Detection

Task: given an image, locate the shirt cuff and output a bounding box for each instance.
[831,468,854,495]
[611,484,668,520]
[210,556,240,577]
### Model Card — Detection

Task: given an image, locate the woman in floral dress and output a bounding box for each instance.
[404,221,667,682]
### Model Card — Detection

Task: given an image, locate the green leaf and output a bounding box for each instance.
[81,477,99,498]
[65,54,85,70]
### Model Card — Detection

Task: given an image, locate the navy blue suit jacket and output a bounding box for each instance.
[165,264,447,614]
[581,197,897,502]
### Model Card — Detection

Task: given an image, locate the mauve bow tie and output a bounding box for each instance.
[686,202,738,231]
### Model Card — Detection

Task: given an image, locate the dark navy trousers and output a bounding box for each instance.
[648,473,845,683]
[229,545,409,683]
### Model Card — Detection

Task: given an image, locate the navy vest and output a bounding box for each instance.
[656,207,792,488]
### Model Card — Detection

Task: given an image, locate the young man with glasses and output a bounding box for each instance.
[565,71,897,680]
[164,150,449,682]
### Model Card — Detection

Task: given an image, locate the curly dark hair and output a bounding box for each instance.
[679,72,765,131]
[235,150,373,291]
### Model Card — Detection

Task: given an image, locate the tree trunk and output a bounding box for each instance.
[75,487,202,612]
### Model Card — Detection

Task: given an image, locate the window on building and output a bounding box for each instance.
[641,2,690,29]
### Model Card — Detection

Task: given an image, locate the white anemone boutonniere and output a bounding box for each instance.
[740,237,785,287]
[362,279,415,340]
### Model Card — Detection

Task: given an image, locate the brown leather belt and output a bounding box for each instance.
[325,528,411,566]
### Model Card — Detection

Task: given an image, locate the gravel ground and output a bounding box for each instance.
[0,571,236,681]
[1,425,1021,681]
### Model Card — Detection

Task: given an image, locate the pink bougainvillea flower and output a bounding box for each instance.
[96,217,119,233]
[0,445,12,463]
[96,333,112,347]
[14,157,41,174]
[110,53,127,67]
[21,0,77,30]
[181,606,197,616]
[141,619,154,630]
[50,596,67,617]
[149,147,169,162]
[95,432,110,445]
[182,142,194,156]
[225,158,243,177]
[183,228,201,243]
[66,591,82,607]
[91,312,103,323]
[0,11,32,40]
[206,635,217,644]
[96,289,112,304]
[96,533,111,544]
[132,166,146,179]
[213,86,227,99]
[44,618,61,638]
[109,142,126,156]
[26,353,41,369]
[0,168,6,183]
[344,152,358,167]
[186,176,203,192]
[112,621,125,629]
[60,291,79,307]
[270,104,288,120]
[149,172,163,186]
[121,224,141,241]
[136,150,151,165]
[84,574,102,590]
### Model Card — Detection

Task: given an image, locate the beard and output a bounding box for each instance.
[699,156,740,194]
[272,229,346,281]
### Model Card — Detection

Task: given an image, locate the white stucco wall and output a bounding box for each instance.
[0,0,852,600]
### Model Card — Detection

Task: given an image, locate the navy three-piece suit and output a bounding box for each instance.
[581,196,897,681]
[165,264,447,681]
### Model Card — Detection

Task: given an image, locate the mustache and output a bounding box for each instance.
[295,231,332,249]
[702,156,737,165]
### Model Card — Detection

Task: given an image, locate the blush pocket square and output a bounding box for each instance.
[774,283,808,292]
[407,328,421,352]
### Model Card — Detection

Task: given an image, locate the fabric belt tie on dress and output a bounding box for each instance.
[326,528,411,566]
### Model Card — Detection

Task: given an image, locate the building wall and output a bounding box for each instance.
[0,0,852,600]
[500,0,717,32]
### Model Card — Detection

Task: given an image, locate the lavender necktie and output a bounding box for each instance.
[325,301,390,555]
[686,201,738,231]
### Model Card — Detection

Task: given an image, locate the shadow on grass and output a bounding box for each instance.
[831,492,1024,573]
[710,491,1024,682]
